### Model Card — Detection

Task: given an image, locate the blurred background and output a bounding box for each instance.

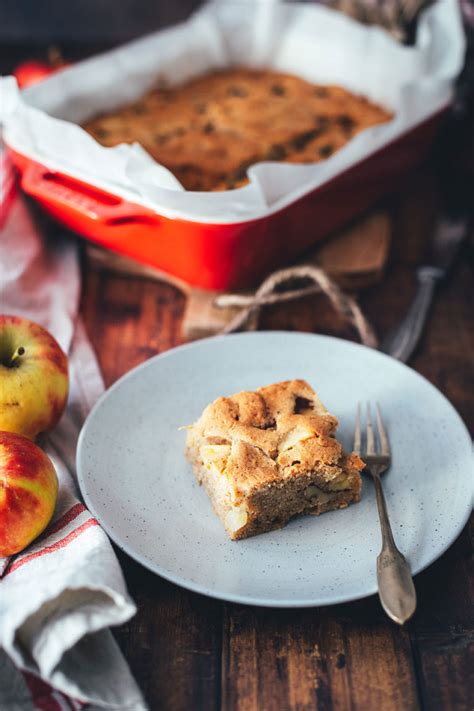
[2,0,472,88]
[0,0,201,74]
[1,0,201,44]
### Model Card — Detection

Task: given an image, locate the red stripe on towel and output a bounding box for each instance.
[47,503,87,536]
[4,519,99,577]
[0,504,88,578]
[54,690,85,710]
[22,672,62,711]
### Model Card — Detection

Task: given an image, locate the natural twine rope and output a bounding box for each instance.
[214,264,378,348]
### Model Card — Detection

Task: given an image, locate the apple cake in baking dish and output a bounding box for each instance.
[185,380,364,540]
[83,68,392,191]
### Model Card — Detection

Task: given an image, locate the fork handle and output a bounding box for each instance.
[381,266,443,363]
[372,472,417,624]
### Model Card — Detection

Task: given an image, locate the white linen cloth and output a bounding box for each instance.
[0,154,147,710]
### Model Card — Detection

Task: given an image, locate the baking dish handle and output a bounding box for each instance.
[20,163,156,224]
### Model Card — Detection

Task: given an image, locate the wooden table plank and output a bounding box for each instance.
[81,268,224,710]
[81,270,185,388]
[222,603,420,711]
[114,560,223,711]
[410,518,474,711]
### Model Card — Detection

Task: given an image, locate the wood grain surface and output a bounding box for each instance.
[80,170,474,711]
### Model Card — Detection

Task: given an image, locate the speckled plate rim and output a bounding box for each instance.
[77,332,473,608]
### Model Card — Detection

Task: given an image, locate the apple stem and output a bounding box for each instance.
[9,346,25,366]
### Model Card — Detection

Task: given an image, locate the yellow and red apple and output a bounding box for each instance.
[0,431,58,557]
[0,315,69,440]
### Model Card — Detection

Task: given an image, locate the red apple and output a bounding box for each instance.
[14,60,59,88]
[0,431,58,557]
[0,315,69,440]
[14,48,70,89]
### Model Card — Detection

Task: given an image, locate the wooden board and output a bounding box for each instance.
[87,211,391,341]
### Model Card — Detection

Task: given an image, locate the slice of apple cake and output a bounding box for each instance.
[185,380,363,540]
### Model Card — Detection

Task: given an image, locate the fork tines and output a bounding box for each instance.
[354,402,391,458]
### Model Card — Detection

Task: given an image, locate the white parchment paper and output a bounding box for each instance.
[0,0,465,222]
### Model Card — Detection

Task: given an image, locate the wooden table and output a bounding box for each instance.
[3,47,473,711]
[79,171,474,711]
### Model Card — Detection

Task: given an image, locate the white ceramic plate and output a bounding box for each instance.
[77,332,473,607]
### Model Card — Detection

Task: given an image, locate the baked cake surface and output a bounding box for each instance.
[186,380,364,539]
[83,68,392,191]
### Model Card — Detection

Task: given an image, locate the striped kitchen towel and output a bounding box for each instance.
[0,152,146,710]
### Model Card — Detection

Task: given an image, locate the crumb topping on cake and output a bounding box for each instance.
[83,68,392,191]
[187,380,363,497]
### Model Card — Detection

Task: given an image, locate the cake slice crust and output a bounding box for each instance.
[186,380,363,539]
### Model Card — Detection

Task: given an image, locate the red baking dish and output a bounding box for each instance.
[9,110,444,291]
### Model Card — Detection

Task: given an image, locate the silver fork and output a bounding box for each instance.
[381,216,468,363]
[354,403,417,624]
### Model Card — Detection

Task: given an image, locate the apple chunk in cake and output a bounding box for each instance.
[185,380,363,540]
